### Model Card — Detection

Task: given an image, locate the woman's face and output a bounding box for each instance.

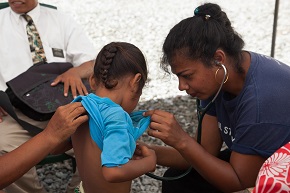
[170,54,220,100]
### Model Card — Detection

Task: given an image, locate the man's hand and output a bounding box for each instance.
[51,68,88,98]
[50,61,94,98]
[0,107,8,123]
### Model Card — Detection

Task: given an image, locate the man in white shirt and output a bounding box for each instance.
[0,0,96,192]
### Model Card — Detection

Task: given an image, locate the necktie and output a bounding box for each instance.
[22,14,47,64]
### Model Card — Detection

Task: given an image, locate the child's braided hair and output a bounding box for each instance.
[94,42,148,92]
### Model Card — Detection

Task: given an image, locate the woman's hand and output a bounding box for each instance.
[43,102,88,146]
[144,110,191,150]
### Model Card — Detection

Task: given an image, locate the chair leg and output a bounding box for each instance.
[37,153,76,173]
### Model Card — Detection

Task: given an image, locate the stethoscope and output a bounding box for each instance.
[146,61,228,181]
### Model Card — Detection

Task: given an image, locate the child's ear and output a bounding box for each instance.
[89,74,97,90]
[130,73,142,92]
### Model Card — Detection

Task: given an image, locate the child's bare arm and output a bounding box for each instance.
[102,145,156,183]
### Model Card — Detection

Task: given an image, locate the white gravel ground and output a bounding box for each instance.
[0,0,288,102]
[35,0,290,101]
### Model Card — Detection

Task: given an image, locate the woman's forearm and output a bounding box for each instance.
[0,131,57,189]
[149,145,190,169]
[175,136,264,192]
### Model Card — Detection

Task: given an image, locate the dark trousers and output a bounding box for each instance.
[162,149,231,193]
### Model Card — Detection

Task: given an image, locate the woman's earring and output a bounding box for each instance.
[215,67,229,84]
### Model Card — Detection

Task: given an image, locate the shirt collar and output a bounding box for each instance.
[10,3,41,24]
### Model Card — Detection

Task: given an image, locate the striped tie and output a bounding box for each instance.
[22,14,47,64]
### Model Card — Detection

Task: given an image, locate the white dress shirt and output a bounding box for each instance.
[0,3,96,91]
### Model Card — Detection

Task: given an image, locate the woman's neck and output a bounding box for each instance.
[223,51,251,96]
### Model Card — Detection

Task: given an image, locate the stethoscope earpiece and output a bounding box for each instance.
[214,60,221,66]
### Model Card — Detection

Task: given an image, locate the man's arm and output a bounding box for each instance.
[73,60,95,79]
[0,102,88,189]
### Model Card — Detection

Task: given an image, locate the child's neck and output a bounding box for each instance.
[94,88,123,106]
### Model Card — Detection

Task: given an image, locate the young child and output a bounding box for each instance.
[71,42,156,193]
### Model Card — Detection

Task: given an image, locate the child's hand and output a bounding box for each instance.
[134,143,156,172]
[133,142,150,160]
